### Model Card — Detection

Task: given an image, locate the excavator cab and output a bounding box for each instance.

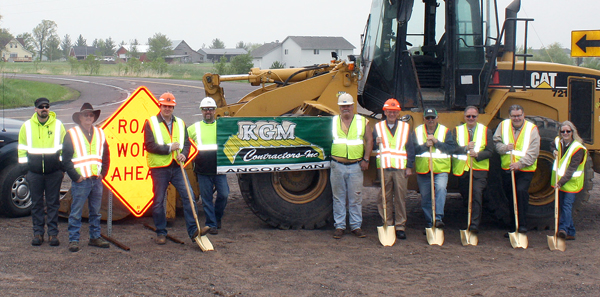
[359,0,499,114]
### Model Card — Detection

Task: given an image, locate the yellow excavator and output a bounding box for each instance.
[197,0,598,229]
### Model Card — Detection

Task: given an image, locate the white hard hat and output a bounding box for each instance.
[199,97,217,108]
[337,93,354,105]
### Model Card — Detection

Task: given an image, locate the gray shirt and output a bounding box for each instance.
[493,120,540,167]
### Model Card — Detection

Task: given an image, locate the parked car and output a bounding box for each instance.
[0,117,31,217]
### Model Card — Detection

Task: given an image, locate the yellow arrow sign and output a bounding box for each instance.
[572,30,600,57]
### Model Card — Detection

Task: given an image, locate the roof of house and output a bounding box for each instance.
[71,46,102,56]
[251,42,281,58]
[284,36,355,50]
[200,48,248,55]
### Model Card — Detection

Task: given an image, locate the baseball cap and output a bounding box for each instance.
[35,98,50,108]
[424,108,438,118]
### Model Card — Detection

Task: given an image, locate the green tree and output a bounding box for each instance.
[103,37,116,56]
[149,57,168,74]
[16,33,35,53]
[32,20,58,61]
[210,38,225,49]
[92,38,99,48]
[236,41,246,49]
[147,33,173,61]
[581,57,600,70]
[213,56,228,74]
[270,61,286,69]
[126,56,142,75]
[246,43,262,53]
[0,15,12,46]
[68,56,80,74]
[44,35,61,61]
[61,34,72,59]
[228,53,253,74]
[76,34,86,46]
[531,42,574,65]
[128,39,140,60]
[82,54,100,75]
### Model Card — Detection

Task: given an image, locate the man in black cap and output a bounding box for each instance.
[62,103,111,252]
[18,98,66,246]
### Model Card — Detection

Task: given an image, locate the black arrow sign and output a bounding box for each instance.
[576,34,600,53]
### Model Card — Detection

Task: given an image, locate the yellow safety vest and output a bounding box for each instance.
[331,115,365,160]
[67,126,106,178]
[414,124,451,174]
[499,119,538,172]
[18,112,65,165]
[551,137,587,193]
[188,121,217,151]
[375,120,409,169]
[452,123,489,176]
[146,115,186,168]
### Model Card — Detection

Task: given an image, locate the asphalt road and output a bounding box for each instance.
[3,74,260,128]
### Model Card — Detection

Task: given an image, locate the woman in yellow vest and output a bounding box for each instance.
[551,121,587,241]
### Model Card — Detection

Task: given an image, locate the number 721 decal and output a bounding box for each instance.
[553,89,567,97]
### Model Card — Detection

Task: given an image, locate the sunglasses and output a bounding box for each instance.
[38,105,50,109]
[560,130,572,134]
[425,116,436,120]
[465,115,478,119]
[202,108,215,111]
[82,113,95,118]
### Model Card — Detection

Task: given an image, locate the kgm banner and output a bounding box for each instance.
[217,117,332,174]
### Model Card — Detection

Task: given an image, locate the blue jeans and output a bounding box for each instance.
[558,191,576,236]
[417,172,448,227]
[151,166,198,238]
[197,174,229,228]
[330,161,363,231]
[68,178,103,242]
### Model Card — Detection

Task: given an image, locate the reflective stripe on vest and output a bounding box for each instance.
[452,123,489,176]
[375,120,409,169]
[147,115,185,168]
[68,126,105,178]
[331,115,365,159]
[499,119,537,171]
[18,119,63,163]
[414,124,451,174]
[551,137,587,193]
[194,121,218,151]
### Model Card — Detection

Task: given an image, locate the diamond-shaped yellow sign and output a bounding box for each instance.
[101,86,197,217]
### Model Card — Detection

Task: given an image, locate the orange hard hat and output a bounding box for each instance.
[158,92,177,106]
[383,98,401,111]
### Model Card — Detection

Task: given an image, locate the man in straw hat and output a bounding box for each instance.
[62,103,111,252]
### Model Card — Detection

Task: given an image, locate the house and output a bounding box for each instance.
[69,46,102,60]
[199,48,248,63]
[165,40,203,63]
[115,44,149,62]
[1,38,34,62]
[251,36,355,69]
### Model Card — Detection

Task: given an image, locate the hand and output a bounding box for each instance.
[376,137,381,145]
[171,142,181,151]
[405,168,413,176]
[426,139,434,147]
[76,176,84,183]
[360,159,369,171]
[467,141,475,151]
[509,162,521,171]
[468,150,478,158]
[554,183,562,189]
[506,143,515,151]
[553,150,558,158]
[176,153,187,163]
[97,174,103,180]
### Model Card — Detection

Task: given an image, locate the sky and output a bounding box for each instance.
[1,0,599,54]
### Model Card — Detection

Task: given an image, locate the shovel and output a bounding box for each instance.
[179,159,214,252]
[377,144,396,247]
[460,156,478,246]
[425,146,444,246]
[548,149,566,251]
[508,152,528,249]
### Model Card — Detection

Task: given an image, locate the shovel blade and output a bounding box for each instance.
[509,232,528,249]
[377,225,396,247]
[426,227,444,246]
[547,235,566,252]
[460,229,478,246]
[194,235,214,252]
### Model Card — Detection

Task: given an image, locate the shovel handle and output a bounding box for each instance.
[379,143,388,227]
[467,156,473,230]
[554,144,561,236]
[179,157,203,231]
[429,146,436,226]
[510,151,519,231]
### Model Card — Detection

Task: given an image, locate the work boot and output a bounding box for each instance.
[566,235,576,241]
[518,226,528,233]
[49,235,60,246]
[333,228,344,239]
[155,235,167,245]
[351,228,366,238]
[31,234,44,246]
[396,230,407,240]
[217,221,222,229]
[557,230,567,239]
[470,226,479,234]
[192,226,211,239]
[435,221,445,228]
[208,227,218,235]
[88,237,110,248]
[68,241,80,252]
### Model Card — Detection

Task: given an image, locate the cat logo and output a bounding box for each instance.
[530,72,558,88]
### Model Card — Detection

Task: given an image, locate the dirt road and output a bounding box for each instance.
[1,173,600,296]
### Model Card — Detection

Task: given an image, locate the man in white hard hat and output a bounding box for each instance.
[330,93,373,239]
[188,97,229,235]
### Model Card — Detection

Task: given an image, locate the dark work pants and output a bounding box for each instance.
[501,170,534,229]
[458,170,487,229]
[27,170,64,236]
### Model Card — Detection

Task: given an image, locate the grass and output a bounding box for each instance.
[0,77,80,108]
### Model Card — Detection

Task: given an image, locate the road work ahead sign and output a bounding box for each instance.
[101,86,197,217]
[572,30,600,57]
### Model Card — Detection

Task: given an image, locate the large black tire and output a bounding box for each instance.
[0,163,32,217]
[238,170,333,229]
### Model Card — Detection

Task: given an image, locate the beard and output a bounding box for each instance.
[38,111,49,119]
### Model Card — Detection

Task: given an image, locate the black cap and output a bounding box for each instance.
[424,108,438,118]
[34,98,50,108]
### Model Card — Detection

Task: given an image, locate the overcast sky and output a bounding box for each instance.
[1,0,598,54]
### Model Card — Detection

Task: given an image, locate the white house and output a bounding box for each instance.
[251,36,355,69]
